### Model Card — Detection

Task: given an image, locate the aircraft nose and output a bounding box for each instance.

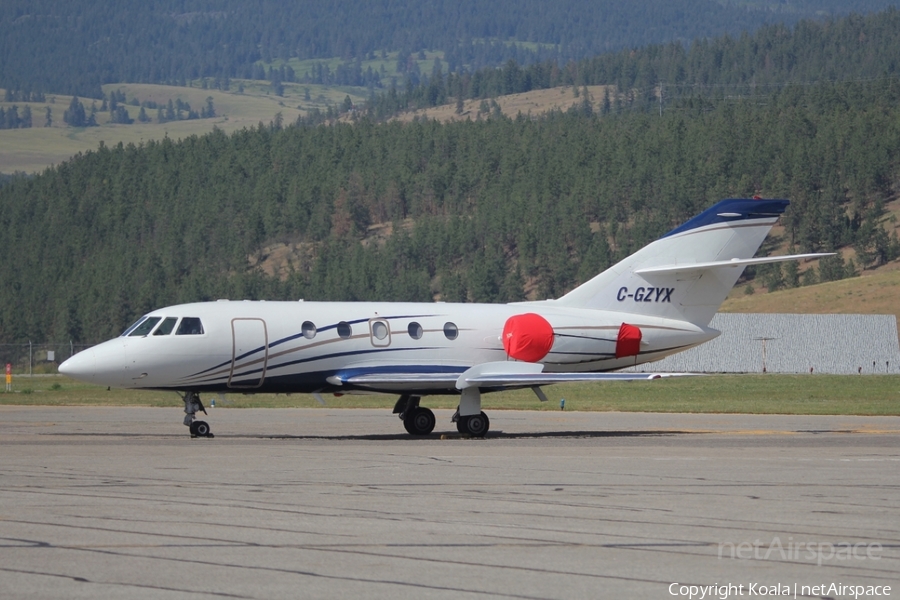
[59,339,128,386]
[59,348,96,379]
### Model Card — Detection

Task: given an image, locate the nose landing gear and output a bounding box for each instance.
[182,391,214,438]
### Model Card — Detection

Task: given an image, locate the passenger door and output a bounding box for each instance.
[228,318,268,388]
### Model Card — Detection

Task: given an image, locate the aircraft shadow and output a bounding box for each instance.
[43,429,701,441]
[236,429,703,441]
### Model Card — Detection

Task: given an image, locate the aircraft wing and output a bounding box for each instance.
[330,361,691,393]
[455,361,689,389]
[459,371,683,387]
[329,371,462,392]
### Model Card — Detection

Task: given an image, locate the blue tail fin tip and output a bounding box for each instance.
[662,198,790,239]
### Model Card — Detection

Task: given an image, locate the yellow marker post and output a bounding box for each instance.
[5,363,11,392]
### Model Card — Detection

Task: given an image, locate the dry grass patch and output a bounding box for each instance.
[722,268,900,321]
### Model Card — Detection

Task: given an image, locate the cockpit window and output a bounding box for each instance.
[176,317,204,335]
[128,317,161,337]
[153,317,178,336]
[121,316,148,337]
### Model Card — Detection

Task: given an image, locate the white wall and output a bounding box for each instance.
[629,314,900,374]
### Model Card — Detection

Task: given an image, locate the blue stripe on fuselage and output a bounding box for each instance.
[189,313,439,378]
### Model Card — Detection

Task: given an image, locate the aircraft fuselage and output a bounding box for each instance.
[63,300,717,396]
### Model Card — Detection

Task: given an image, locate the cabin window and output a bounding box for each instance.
[121,316,148,337]
[153,317,178,336]
[337,321,352,339]
[372,320,388,340]
[302,321,317,339]
[175,317,204,335]
[128,317,161,337]
[408,322,423,340]
[443,322,458,340]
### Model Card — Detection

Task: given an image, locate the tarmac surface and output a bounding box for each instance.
[1,406,898,599]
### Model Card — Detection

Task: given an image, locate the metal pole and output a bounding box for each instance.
[28,340,32,377]
[659,83,662,117]
[753,336,777,373]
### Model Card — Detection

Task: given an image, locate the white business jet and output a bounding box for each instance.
[60,198,826,438]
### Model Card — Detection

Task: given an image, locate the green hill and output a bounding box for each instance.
[3,9,900,344]
[3,0,896,97]
[2,75,900,343]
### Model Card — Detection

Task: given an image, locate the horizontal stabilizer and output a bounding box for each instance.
[634,253,833,276]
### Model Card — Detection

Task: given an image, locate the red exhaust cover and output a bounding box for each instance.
[502,313,554,363]
[615,323,642,358]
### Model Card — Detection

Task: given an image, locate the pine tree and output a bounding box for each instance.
[783,260,799,288]
[5,105,19,129]
[818,252,847,283]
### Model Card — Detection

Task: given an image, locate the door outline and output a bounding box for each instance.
[228,318,268,389]
[369,318,391,347]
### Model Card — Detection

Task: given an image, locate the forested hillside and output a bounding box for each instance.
[4,8,900,344]
[373,8,900,115]
[1,0,897,97]
[2,77,899,343]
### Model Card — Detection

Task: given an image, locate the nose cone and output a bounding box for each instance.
[59,339,128,387]
[58,350,93,378]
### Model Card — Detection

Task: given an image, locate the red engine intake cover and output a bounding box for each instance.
[502,313,554,363]
[615,323,642,358]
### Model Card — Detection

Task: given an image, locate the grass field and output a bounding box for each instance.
[721,268,900,321]
[1,78,617,174]
[268,49,444,83]
[3,374,899,415]
[0,81,367,174]
[391,85,615,124]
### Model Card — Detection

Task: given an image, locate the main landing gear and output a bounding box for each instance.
[182,391,214,438]
[393,392,491,437]
[453,386,490,437]
[452,409,490,437]
[393,395,436,436]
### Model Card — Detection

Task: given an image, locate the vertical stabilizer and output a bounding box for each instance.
[554,199,789,326]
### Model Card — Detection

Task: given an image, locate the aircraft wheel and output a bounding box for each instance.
[403,407,435,436]
[463,412,490,437]
[456,416,468,433]
[190,420,211,437]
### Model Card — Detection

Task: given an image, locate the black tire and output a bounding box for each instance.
[456,416,468,433]
[403,407,435,436]
[191,421,210,437]
[463,412,490,437]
